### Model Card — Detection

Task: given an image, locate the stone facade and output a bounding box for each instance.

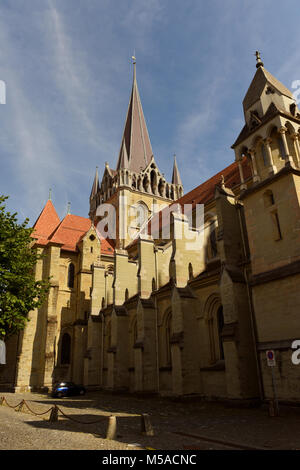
[2,55,300,404]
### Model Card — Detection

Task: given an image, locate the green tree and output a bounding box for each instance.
[0,195,50,340]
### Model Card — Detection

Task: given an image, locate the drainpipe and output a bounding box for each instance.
[100,310,105,388]
[154,246,160,393]
[237,201,265,402]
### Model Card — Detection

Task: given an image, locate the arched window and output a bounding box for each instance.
[205,296,224,364]
[67,263,75,288]
[209,223,218,258]
[61,333,71,365]
[263,190,275,208]
[125,288,129,301]
[165,311,172,366]
[188,263,193,280]
[217,306,225,360]
[278,136,286,159]
[261,143,268,166]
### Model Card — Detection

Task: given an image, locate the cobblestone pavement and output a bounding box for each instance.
[1,390,300,450]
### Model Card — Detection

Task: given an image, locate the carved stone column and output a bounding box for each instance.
[278,126,294,165]
[237,158,247,190]
[249,149,260,182]
[291,133,300,167]
[264,138,277,175]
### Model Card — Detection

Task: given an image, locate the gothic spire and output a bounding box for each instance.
[172,154,182,185]
[116,57,153,173]
[90,166,99,199]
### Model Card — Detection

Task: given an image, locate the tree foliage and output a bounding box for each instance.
[0,195,50,340]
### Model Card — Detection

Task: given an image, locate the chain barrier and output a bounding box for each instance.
[0,396,108,424]
[0,396,154,437]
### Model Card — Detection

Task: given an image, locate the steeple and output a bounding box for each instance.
[172,154,182,186]
[90,166,99,199]
[116,58,153,173]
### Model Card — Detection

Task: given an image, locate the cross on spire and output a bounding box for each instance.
[255,51,264,68]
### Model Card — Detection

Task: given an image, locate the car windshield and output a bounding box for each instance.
[58,382,74,387]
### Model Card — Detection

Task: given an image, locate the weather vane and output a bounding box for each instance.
[255,51,264,68]
[132,49,136,64]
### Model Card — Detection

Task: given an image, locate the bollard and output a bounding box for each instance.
[49,405,59,422]
[141,413,154,436]
[15,400,25,413]
[106,415,117,440]
[269,399,279,417]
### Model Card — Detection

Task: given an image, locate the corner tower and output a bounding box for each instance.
[89,59,183,248]
[232,51,300,189]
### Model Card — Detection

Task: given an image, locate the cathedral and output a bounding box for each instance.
[2,52,300,404]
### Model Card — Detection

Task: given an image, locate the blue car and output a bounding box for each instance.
[52,382,86,398]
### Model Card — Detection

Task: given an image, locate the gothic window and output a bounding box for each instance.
[188,263,193,280]
[278,136,286,159]
[165,311,172,367]
[217,306,225,361]
[150,170,157,194]
[67,263,75,288]
[271,210,282,241]
[209,224,218,258]
[206,299,224,364]
[125,288,129,301]
[61,333,71,365]
[263,190,275,208]
[261,143,268,166]
[263,190,282,241]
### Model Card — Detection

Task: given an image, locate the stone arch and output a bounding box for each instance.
[143,174,150,192]
[158,178,165,197]
[134,200,149,229]
[203,294,224,363]
[161,308,172,367]
[150,169,157,195]
[132,175,137,190]
[125,288,129,301]
[188,262,193,280]
[67,262,75,289]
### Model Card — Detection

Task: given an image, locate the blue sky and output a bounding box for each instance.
[1,0,300,224]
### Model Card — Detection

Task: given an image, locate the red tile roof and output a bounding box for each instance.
[31,203,114,255]
[176,156,251,207]
[144,157,252,239]
[32,200,60,242]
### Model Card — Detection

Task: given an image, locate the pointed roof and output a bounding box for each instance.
[116,62,153,173]
[32,199,60,242]
[243,65,293,111]
[90,166,99,199]
[172,155,182,185]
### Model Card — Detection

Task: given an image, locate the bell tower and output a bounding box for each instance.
[89,59,183,248]
[232,51,300,189]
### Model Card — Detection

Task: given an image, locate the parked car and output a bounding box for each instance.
[51,382,86,398]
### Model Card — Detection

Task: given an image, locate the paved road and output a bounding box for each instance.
[1,391,300,450]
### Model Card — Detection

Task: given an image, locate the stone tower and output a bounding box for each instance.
[89,59,183,249]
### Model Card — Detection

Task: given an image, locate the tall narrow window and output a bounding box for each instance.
[61,333,71,365]
[271,210,282,241]
[165,312,172,366]
[217,306,225,360]
[67,263,75,288]
[278,136,286,159]
[188,263,193,280]
[261,143,268,166]
[209,224,218,258]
